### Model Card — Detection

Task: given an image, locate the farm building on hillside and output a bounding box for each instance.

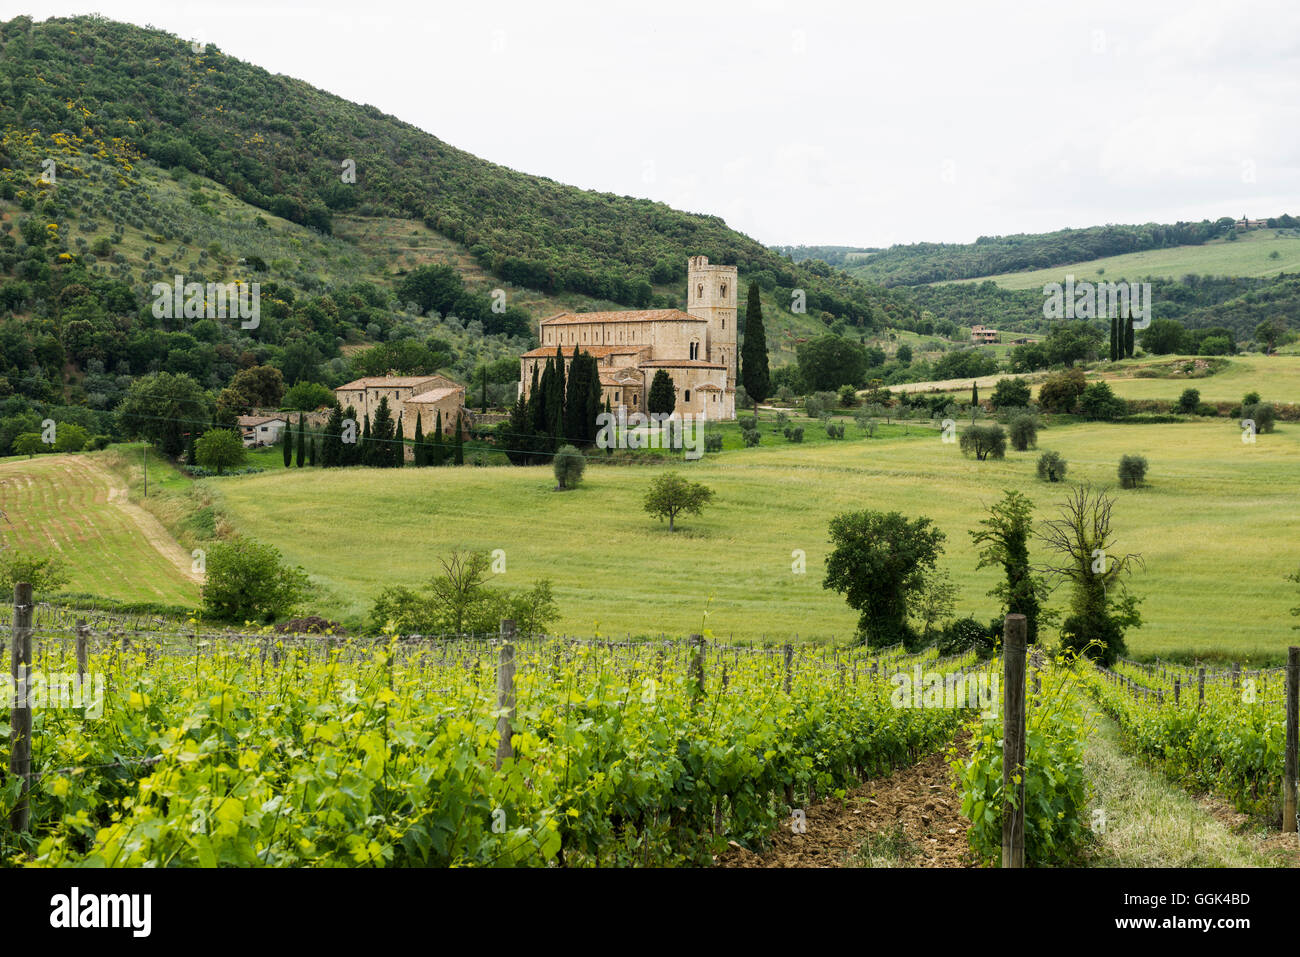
[236,415,288,448]
[970,325,999,344]
[519,256,738,419]
[333,375,470,441]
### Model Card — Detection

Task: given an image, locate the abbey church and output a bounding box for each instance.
[519,256,738,419]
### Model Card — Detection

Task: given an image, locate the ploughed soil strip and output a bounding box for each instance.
[717,733,978,868]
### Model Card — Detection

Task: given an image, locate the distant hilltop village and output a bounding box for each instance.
[519,256,738,420]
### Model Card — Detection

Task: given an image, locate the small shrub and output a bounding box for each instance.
[1037,450,1067,482]
[1176,388,1200,414]
[783,426,804,443]
[803,395,825,418]
[742,429,760,447]
[704,433,723,452]
[1243,402,1276,433]
[1117,454,1148,489]
[825,422,845,439]
[738,414,757,431]
[553,444,586,489]
[838,385,858,407]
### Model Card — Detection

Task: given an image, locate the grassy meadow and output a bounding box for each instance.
[209,416,1300,661]
[0,452,199,607]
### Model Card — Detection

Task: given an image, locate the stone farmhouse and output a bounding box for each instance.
[519,256,738,419]
[236,414,288,448]
[333,374,469,440]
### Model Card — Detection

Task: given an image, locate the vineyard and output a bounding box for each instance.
[4,593,1296,868]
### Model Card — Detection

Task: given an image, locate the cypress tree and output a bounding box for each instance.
[394,415,406,467]
[534,360,553,435]
[740,283,770,405]
[371,397,396,468]
[282,421,292,467]
[1124,316,1135,358]
[341,405,360,466]
[432,410,444,465]
[454,412,464,465]
[585,354,603,446]
[548,347,566,446]
[295,413,305,467]
[308,432,317,467]
[971,381,979,407]
[361,413,372,466]
[322,404,343,467]
[504,394,534,465]
[648,369,676,415]
[413,415,425,466]
[564,348,589,444]
[1109,316,1119,361]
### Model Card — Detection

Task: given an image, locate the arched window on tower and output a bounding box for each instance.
[720,283,727,298]
[696,284,704,299]
[689,340,699,360]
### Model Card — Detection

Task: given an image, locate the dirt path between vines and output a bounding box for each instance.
[65,456,203,583]
[716,733,978,868]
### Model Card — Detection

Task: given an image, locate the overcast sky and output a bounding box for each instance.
[14,0,1300,247]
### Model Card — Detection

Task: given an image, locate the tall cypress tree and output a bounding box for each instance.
[453,412,464,465]
[585,354,603,446]
[295,413,306,467]
[549,347,566,446]
[564,349,589,444]
[534,360,553,435]
[740,283,770,406]
[413,414,425,466]
[1109,316,1119,361]
[322,404,342,467]
[308,432,318,467]
[361,413,372,466]
[371,397,396,468]
[971,381,979,407]
[341,405,360,466]
[282,420,292,467]
[1124,316,1135,358]
[432,410,444,465]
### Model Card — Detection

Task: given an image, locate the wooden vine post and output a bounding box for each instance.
[783,643,793,695]
[495,620,516,771]
[9,582,34,833]
[75,619,89,683]
[689,634,705,707]
[1285,646,1299,835]
[1001,614,1027,869]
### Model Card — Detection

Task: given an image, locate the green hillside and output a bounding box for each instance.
[0,14,913,329]
[941,229,1300,290]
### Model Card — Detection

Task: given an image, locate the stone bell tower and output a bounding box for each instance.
[685,255,738,384]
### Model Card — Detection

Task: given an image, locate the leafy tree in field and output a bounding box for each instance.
[643,471,714,532]
[1118,454,1148,489]
[201,538,311,623]
[194,429,246,475]
[740,283,770,406]
[228,365,285,409]
[990,377,1031,409]
[117,371,210,457]
[1037,368,1086,414]
[797,335,869,392]
[1139,318,1189,355]
[1037,485,1142,665]
[1078,381,1126,421]
[1036,450,1068,482]
[1009,414,1037,451]
[553,444,585,489]
[648,369,676,416]
[0,549,69,596]
[823,510,946,649]
[1243,401,1275,433]
[908,568,959,644]
[1256,318,1283,354]
[959,423,1006,460]
[1176,388,1200,414]
[970,490,1049,644]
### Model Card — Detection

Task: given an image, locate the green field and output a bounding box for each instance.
[0,452,200,607]
[206,417,1300,661]
[1096,354,1300,404]
[942,229,1300,290]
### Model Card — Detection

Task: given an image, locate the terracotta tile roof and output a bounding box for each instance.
[335,375,447,390]
[519,345,650,359]
[406,387,463,404]
[540,309,706,326]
